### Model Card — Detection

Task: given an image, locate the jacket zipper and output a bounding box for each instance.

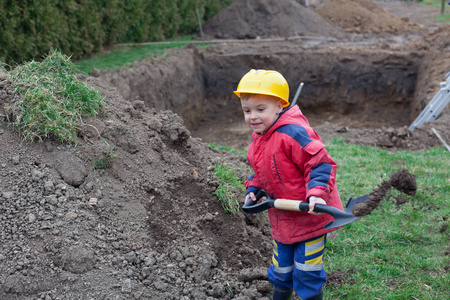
[273,154,282,183]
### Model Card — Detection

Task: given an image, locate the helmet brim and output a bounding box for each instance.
[233,90,290,108]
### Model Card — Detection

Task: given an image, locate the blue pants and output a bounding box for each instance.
[268,235,327,299]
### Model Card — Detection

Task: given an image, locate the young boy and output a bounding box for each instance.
[234,69,344,300]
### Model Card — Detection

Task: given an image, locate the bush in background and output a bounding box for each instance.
[0,0,233,65]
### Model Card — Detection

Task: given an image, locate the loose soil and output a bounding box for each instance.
[1,0,449,299]
[315,0,418,34]
[352,168,417,217]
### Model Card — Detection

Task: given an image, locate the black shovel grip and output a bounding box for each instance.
[283,201,331,213]
[242,189,274,214]
[254,189,268,200]
[299,202,350,216]
[307,203,356,218]
[299,202,310,211]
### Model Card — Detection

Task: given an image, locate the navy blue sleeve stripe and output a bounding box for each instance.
[246,186,259,196]
[246,174,255,181]
[275,124,313,148]
[308,163,332,190]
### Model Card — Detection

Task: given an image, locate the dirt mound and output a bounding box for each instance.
[352,168,417,217]
[421,24,450,52]
[315,0,416,34]
[202,0,346,39]
[0,74,276,299]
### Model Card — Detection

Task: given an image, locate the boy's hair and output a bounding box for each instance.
[240,93,284,105]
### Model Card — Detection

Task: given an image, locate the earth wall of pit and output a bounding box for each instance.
[100,45,422,130]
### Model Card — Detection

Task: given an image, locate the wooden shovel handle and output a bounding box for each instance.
[274,199,345,216]
[274,199,309,211]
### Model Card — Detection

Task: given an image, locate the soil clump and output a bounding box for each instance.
[325,268,356,287]
[352,168,417,217]
[389,168,417,196]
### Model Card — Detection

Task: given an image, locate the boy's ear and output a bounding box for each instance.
[277,100,284,113]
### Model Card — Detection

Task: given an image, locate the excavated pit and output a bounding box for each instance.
[100,43,421,148]
[199,46,420,128]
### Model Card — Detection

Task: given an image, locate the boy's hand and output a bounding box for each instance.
[308,196,326,215]
[244,192,257,204]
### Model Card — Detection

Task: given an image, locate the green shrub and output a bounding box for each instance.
[0,0,233,65]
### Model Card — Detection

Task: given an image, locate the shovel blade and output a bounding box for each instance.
[345,194,370,211]
[324,194,369,229]
[324,214,360,230]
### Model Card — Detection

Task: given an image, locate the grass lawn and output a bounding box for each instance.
[75,35,208,75]
[421,0,450,23]
[323,138,449,299]
[215,137,449,298]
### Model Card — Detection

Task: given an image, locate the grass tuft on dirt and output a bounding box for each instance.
[213,162,245,214]
[209,142,247,156]
[5,50,104,143]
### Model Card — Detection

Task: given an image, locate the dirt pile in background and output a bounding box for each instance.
[202,0,346,39]
[352,168,417,217]
[377,1,448,29]
[315,0,417,33]
[410,25,450,117]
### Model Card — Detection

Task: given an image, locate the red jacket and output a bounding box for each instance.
[245,106,343,244]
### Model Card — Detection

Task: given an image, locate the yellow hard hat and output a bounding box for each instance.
[234,69,290,107]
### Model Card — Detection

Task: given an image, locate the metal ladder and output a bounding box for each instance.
[409,72,450,131]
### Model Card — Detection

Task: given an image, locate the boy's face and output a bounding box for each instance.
[241,94,283,134]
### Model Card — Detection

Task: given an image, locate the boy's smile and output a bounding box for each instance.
[241,94,283,134]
